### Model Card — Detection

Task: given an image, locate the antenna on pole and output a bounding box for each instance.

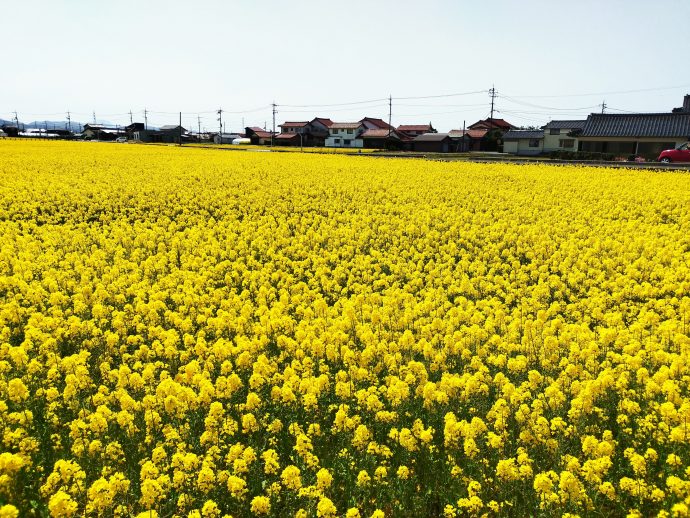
[388,94,392,142]
[144,108,148,130]
[271,102,277,148]
[66,111,72,133]
[489,85,496,124]
[217,108,223,142]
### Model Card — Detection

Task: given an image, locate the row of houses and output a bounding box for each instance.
[1,116,516,152]
[265,116,515,152]
[503,95,690,159]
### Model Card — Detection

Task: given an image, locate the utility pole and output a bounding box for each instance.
[242,117,245,130]
[217,108,223,143]
[198,115,202,140]
[144,108,148,130]
[129,110,133,125]
[489,85,496,124]
[601,100,607,114]
[66,111,72,133]
[271,102,277,148]
[13,111,20,132]
[93,111,97,124]
[179,111,182,147]
[388,94,392,141]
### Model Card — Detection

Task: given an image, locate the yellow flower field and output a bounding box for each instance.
[1,140,689,517]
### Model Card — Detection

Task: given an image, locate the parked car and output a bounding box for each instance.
[115,137,127,143]
[657,142,690,163]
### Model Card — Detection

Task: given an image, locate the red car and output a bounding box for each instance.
[658,142,690,163]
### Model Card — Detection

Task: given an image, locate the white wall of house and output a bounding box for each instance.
[543,129,578,152]
[505,138,543,155]
[503,140,518,154]
[326,127,364,148]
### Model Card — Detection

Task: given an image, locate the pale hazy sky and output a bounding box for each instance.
[3,0,690,131]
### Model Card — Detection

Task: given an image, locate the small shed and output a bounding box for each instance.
[413,133,453,153]
[274,132,302,146]
[360,128,403,149]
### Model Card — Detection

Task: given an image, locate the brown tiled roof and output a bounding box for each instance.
[398,124,433,132]
[448,129,488,139]
[360,129,400,139]
[331,122,363,129]
[468,118,515,130]
[280,121,309,128]
[275,133,300,139]
[361,117,392,129]
[312,117,334,127]
[253,130,273,138]
[248,126,265,132]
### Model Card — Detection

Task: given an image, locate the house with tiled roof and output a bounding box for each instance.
[275,118,334,147]
[542,120,586,153]
[448,128,489,151]
[397,123,436,138]
[360,117,392,130]
[325,122,365,148]
[502,130,545,156]
[468,118,515,131]
[576,97,690,158]
[245,126,275,145]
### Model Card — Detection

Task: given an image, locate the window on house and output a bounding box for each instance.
[559,139,575,148]
[550,128,560,135]
[529,139,540,147]
[347,129,353,134]
[344,139,352,146]
[334,138,341,144]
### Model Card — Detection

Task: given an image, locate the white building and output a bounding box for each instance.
[502,130,544,155]
[542,120,586,152]
[325,122,365,148]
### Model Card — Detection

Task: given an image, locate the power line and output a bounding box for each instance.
[502,83,690,99]
[394,89,487,100]
[280,97,388,108]
[499,94,600,111]
[279,103,389,114]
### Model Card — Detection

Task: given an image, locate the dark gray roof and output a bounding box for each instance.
[413,132,451,142]
[543,120,586,130]
[502,130,544,140]
[580,113,690,138]
[159,125,187,131]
